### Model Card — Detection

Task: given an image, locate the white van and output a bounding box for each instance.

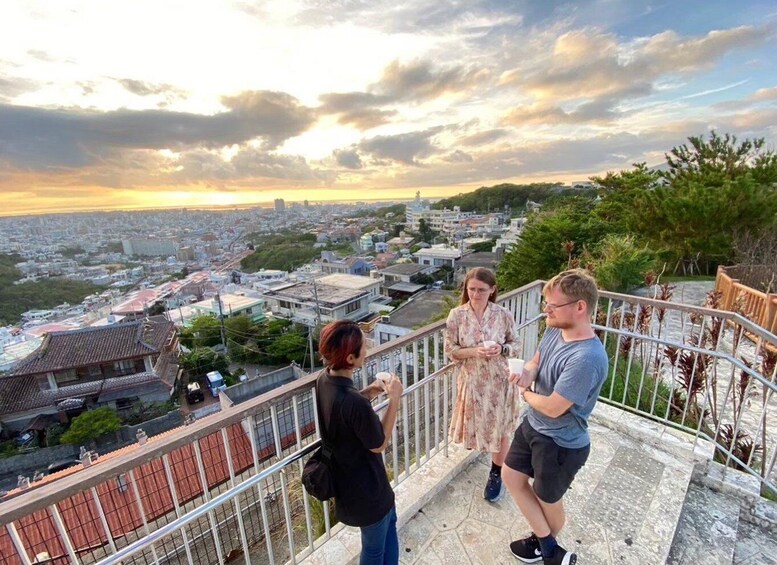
[206,371,227,397]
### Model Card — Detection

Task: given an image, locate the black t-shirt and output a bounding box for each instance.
[317,370,395,527]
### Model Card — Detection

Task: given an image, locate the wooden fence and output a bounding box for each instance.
[716,265,777,335]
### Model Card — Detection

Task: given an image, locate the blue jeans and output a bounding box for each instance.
[359,505,398,565]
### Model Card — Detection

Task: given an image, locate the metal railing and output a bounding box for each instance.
[0,282,541,565]
[593,287,777,498]
[2,279,776,565]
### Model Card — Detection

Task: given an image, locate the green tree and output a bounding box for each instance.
[583,234,655,293]
[633,174,777,274]
[417,218,436,243]
[469,239,496,253]
[591,162,661,234]
[60,407,121,446]
[497,198,608,290]
[181,347,229,378]
[267,330,308,364]
[663,130,777,187]
[180,315,222,349]
[0,254,100,325]
[433,183,563,213]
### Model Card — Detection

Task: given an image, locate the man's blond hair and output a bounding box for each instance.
[543,269,598,314]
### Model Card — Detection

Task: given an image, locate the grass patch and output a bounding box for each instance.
[601,340,673,419]
[659,275,716,283]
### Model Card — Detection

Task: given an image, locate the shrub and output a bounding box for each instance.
[60,407,121,446]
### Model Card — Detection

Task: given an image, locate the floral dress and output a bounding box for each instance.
[445,302,522,453]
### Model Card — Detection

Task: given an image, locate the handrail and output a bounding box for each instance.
[94,361,462,564]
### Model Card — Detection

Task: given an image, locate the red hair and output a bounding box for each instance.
[318,320,363,370]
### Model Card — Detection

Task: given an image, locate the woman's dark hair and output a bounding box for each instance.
[318,320,364,370]
[460,267,498,305]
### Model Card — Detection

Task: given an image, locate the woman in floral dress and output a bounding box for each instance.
[445,267,521,501]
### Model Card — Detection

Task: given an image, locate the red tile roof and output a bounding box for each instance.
[9,320,174,376]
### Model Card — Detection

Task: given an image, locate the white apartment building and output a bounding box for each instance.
[263,274,380,326]
[122,238,179,257]
[413,246,462,268]
[405,206,467,232]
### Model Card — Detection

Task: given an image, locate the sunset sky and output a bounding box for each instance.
[1,1,776,216]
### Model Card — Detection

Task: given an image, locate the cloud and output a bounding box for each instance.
[0,91,317,170]
[333,148,363,169]
[371,59,487,101]
[444,149,474,163]
[295,0,529,34]
[503,98,621,126]
[0,76,40,100]
[318,92,397,128]
[459,128,509,146]
[117,78,186,98]
[498,25,771,123]
[358,127,444,165]
[751,86,777,101]
[319,59,486,130]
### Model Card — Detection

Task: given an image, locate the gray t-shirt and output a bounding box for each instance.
[526,327,609,448]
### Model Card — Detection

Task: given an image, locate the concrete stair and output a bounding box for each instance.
[666,483,740,564]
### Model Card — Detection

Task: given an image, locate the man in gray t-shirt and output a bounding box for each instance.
[503,269,609,565]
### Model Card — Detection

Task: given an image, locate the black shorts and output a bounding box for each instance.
[504,418,590,504]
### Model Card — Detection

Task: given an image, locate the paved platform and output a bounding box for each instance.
[296,402,777,565]
[396,419,695,565]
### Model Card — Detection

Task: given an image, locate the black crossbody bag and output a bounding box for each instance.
[301,374,345,501]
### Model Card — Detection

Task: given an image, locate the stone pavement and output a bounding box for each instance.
[297,399,777,565]
[396,419,695,565]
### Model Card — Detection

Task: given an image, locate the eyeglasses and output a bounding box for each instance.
[542,299,579,312]
[467,287,492,295]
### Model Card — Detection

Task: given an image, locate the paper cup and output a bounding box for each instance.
[375,371,392,384]
[482,340,497,348]
[508,358,525,375]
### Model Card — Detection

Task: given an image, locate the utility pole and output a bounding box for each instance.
[308,279,322,372]
[215,292,227,351]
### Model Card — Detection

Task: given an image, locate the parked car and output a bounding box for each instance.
[186,382,205,404]
[47,459,80,474]
[15,431,36,448]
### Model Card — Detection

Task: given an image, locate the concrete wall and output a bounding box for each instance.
[0,444,79,476]
[119,410,183,443]
[223,365,304,405]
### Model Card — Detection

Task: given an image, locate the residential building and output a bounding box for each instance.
[122,238,179,257]
[274,198,285,212]
[454,252,500,283]
[377,263,434,298]
[374,289,456,345]
[263,277,376,326]
[0,320,180,431]
[190,294,266,325]
[318,253,373,276]
[359,234,374,251]
[413,245,462,268]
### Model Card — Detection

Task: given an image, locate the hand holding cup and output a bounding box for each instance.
[508,358,533,387]
[481,340,500,357]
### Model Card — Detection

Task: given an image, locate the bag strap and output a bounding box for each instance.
[314,372,346,461]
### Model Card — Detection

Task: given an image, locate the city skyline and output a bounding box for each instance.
[1,0,776,216]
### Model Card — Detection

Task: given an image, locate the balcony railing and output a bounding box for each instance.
[1,280,776,565]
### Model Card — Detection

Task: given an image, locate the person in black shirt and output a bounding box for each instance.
[317,320,403,565]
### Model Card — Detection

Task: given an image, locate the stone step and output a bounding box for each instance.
[666,483,740,565]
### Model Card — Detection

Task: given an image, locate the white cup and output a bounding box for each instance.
[482,340,497,348]
[375,371,392,385]
[508,358,525,375]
